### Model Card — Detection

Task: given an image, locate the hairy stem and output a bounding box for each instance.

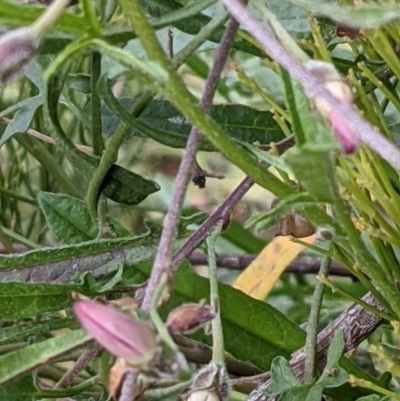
[55,343,101,389]
[303,255,331,384]
[207,222,225,366]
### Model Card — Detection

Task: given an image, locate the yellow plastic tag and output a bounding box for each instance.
[232,235,316,300]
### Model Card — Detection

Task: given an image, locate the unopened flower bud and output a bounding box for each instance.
[74,300,157,367]
[0,28,40,85]
[306,60,360,154]
[166,302,215,334]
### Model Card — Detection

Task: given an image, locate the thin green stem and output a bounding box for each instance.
[80,0,102,37]
[0,187,37,206]
[0,226,39,249]
[348,375,400,400]
[303,253,331,384]
[207,221,225,366]
[14,134,79,198]
[31,0,72,36]
[0,226,14,253]
[149,273,178,352]
[91,51,104,156]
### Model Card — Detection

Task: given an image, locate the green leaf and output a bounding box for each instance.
[317,331,348,388]
[0,63,45,146]
[283,149,339,204]
[0,317,77,345]
[0,0,87,33]
[101,98,285,150]
[0,329,90,385]
[101,164,161,205]
[0,234,159,281]
[0,282,89,320]
[268,356,302,394]
[38,191,131,242]
[37,192,98,245]
[243,143,293,174]
[0,375,36,401]
[283,0,400,29]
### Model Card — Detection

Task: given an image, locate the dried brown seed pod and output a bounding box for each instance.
[166,301,215,334]
[274,212,315,238]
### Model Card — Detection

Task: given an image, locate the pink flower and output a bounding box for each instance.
[74,300,157,367]
[328,110,360,155]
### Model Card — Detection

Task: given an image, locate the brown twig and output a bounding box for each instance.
[54,343,101,389]
[188,251,355,278]
[173,136,295,266]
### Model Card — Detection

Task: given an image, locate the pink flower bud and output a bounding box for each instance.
[327,110,360,155]
[306,60,360,154]
[0,28,40,85]
[74,300,157,367]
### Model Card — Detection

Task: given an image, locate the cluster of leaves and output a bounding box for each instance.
[1,0,400,400]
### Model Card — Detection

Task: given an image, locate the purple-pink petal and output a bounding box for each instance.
[328,110,360,155]
[74,300,156,366]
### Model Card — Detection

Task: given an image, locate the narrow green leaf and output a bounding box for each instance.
[101,164,161,205]
[0,282,88,320]
[0,317,77,345]
[0,233,160,278]
[0,97,43,145]
[243,143,293,174]
[283,149,339,204]
[0,0,87,33]
[0,63,45,145]
[0,329,90,385]
[101,98,285,149]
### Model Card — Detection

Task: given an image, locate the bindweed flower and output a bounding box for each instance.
[0,28,40,85]
[74,300,157,367]
[166,302,215,334]
[305,60,360,154]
